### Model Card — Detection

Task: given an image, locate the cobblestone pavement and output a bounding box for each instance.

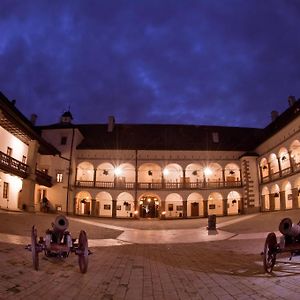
[1,210,300,299]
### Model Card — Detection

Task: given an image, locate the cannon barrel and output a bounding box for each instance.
[279,218,300,237]
[53,215,69,232]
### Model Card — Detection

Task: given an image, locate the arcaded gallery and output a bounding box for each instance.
[0,91,299,219]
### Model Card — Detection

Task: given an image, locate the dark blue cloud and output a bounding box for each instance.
[1,0,300,128]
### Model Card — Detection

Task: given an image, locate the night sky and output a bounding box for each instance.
[1,0,300,128]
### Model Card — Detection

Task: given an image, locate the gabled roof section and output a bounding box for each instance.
[0,92,60,155]
[76,123,264,151]
[263,98,300,139]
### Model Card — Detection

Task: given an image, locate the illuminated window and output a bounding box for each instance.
[56,172,63,183]
[7,147,12,156]
[22,155,26,163]
[3,182,9,198]
[60,136,67,145]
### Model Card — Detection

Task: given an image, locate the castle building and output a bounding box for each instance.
[0,91,299,219]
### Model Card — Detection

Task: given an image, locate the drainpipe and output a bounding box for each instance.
[66,127,75,215]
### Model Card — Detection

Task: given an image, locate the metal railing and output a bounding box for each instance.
[35,169,53,187]
[0,151,29,178]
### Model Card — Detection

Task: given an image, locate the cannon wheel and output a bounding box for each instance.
[78,230,88,273]
[31,226,39,271]
[263,232,277,273]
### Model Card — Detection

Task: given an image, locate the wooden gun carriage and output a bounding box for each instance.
[26,215,91,273]
[263,217,300,273]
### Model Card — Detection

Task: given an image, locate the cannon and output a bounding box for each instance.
[26,215,91,273]
[262,217,300,273]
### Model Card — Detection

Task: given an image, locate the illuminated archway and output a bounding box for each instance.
[138,163,162,188]
[96,191,112,217]
[207,192,223,216]
[116,192,134,218]
[76,161,94,181]
[139,193,160,218]
[75,191,92,215]
[227,191,241,215]
[165,193,183,218]
[270,184,280,210]
[187,192,204,217]
[186,164,204,187]
[262,186,270,211]
[282,181,292,209]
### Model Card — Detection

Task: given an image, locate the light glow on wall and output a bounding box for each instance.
[114,167,122,176]
[204,167,212,176]
[163,169,169,176]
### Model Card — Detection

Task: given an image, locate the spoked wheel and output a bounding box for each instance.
[78,230,89,273]
[31,226,39,271]
[263,232,277,273]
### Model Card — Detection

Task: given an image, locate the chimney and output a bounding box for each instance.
[30,114,38,125]
[271,110,279,122]
[107,116,115,132]
[288,95,296,107]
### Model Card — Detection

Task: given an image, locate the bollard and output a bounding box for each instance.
[207,214,216,230]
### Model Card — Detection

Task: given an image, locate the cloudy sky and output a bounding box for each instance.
[1,0,300,128]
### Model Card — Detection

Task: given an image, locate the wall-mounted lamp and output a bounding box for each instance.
[148,170,153,176]
[274,192,279,197]
[281,156,287,161]
[232,199,237,204]
[192,170,198,176]
[123,201,129,206]
[262,165,268,170]
[81,199,87,204]
[229,170,235,175]
[103,169,109,175]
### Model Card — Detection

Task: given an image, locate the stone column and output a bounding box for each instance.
[277,157,282,176]
[292,188,299,209]
[203,199,208,217]
[160,199,166,219]
[91,199,96,216]
[280,191,286,210]
[269,194,275,211]
[112,199,117,218]
[93,168,97,187]
[182,169,186,188]
[182,199,187,218]
[288,151,294,172]
[261,195,266,212]
[22,140,39,212]
[222,198,228,216]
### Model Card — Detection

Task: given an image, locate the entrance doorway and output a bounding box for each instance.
[191,202,199,217]
[140,196,159,218]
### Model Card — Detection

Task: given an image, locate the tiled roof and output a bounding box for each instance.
[75,124,264,151]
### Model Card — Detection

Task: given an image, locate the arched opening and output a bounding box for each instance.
[139,194,160,218]
[165,193,183,218]
[138,163,162,188]
[185,163,204,188]
[117,192,135,218]
[96,191,112,217]
[203,163,223,187]
[278,147,291,174]
[208,192,223,216]
[76,161,94,186]
[262,186,270,211]
[75,191,92,215]
[271,184,280,210]
[295,177,300,207]
[95,162,114,187]
[260,158,269,179]
[163,164,183,188]
[290,140,300,165]
[227,191,241,215]
[114,163,135,188]
[269,153,279,177]
[282,181,293,210]
[224,163,240,186]
[187,192,203,217]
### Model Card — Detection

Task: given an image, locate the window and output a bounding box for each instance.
[56,172,63,183]
[22,155,27,163]
[7,147,12,156]
[60,136,67,145]
[3,182,9,198]
[168,204,173,211]
[104,204,111,210]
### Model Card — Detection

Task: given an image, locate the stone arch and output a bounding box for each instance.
[224,163,240,182]
[187,192,203,217]
[262,186,270,211]
[165,193,183,218]
[186,163,204,185]
[282,181,293,210]
[203,163,223,185]
[116,163,135,182]
[138,163,162,186]
[268,153,279,175]
[260,157,269,178]
[227,191,241,215]
[270,184,280,210]
[290,139,300,164]
[295,177,300,207]
[116,192,135,218]
[75,191,92,215]
[139,193,161,218]
[207,192,223,216]
[76,161,94,181]
[96,162,114,183]
[278,147,291,171]
[163,164,183,188]
[96,191,113,217]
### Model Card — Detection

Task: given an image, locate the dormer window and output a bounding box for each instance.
[212,132,219,143]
